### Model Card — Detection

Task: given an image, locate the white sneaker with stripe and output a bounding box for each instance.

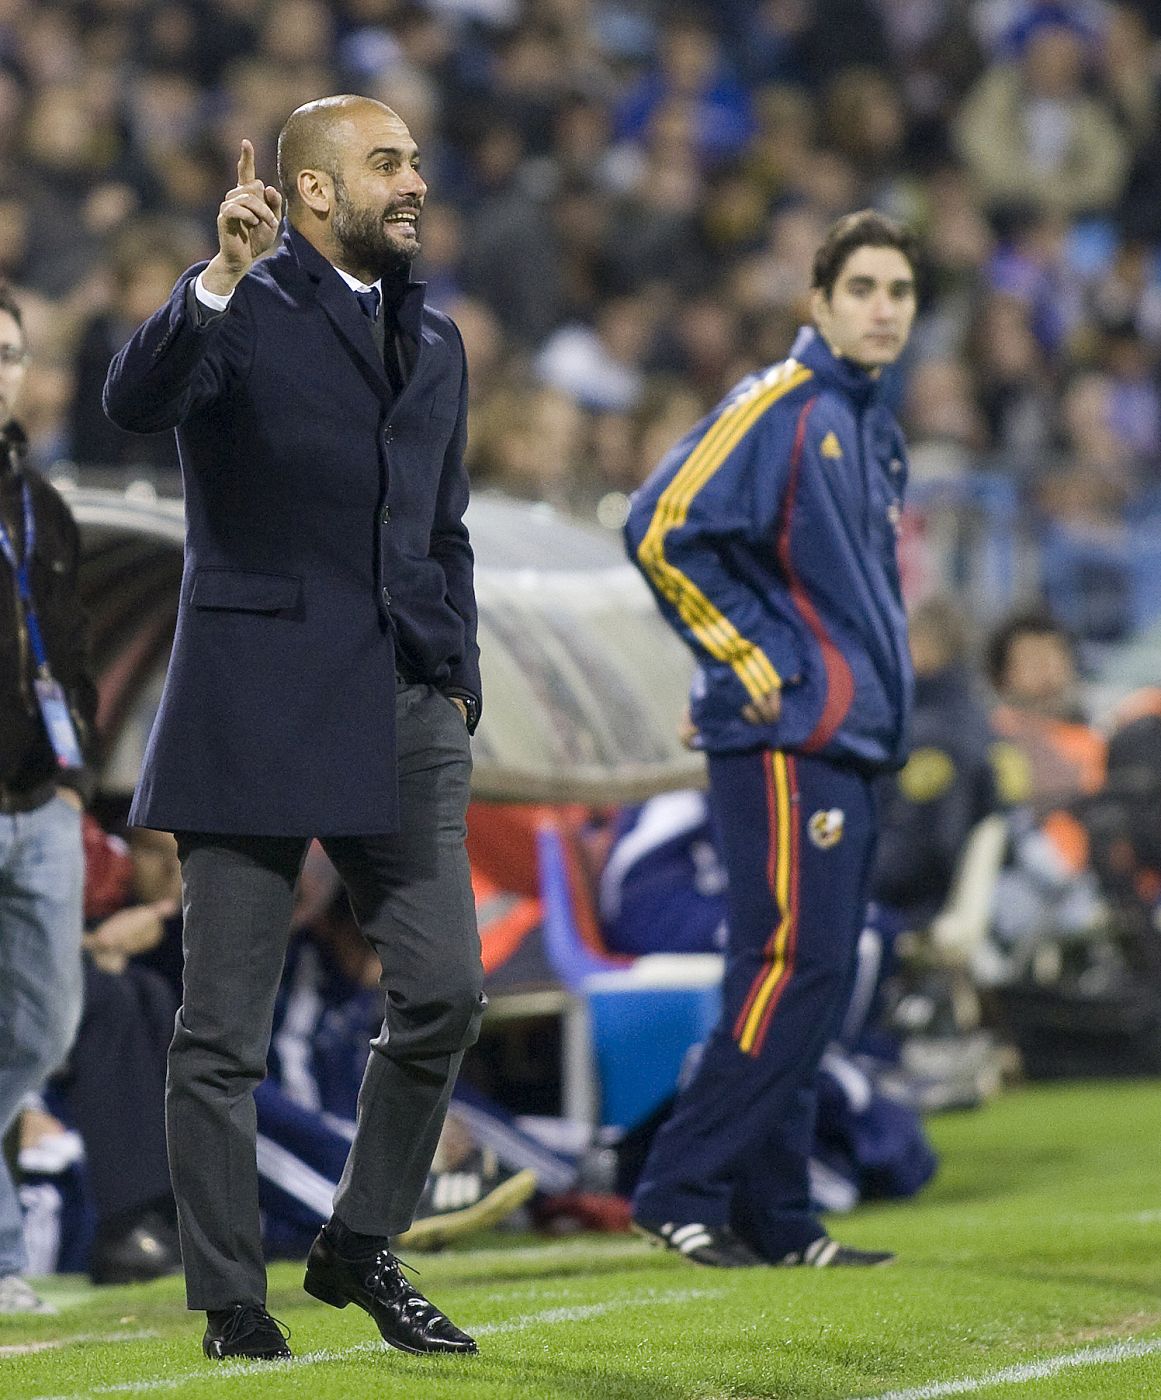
[632,1218,762,1267]
[779,1236,895,1267]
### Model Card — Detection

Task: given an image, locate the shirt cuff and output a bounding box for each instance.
[193,271,233,313]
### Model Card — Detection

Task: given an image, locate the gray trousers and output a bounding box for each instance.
[167,682,484,1309]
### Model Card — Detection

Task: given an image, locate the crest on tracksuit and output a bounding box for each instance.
[808,808,845,849]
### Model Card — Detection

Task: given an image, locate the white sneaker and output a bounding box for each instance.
[18,1128,85,1175]
[0,1274,57,1314]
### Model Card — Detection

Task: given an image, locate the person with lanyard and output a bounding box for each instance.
[104,97,483,1364]
[0,285,96,1314]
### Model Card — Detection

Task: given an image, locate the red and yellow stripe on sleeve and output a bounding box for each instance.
[634,362,813,701]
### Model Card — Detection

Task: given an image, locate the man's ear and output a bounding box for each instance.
[809,286,828,327]
[297,169,332,217]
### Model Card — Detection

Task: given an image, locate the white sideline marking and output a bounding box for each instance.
[440,1237,651,1265]
[852,1337,1161,1399]
[30,1287,720,1398]
[0,1330,156,1358]
[472,1286,717,1336]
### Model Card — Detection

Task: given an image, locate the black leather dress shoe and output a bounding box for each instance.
[304,1230,477,1355]
[202,1303,292,1361]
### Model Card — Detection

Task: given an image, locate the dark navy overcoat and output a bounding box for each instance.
[103,225,480,836]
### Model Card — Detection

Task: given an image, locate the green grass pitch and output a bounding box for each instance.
[3,1080,1161,1399]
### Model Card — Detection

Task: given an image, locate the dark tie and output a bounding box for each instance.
[355,286,404,396]
[354,287,380,322]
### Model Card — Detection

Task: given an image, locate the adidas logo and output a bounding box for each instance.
[820,431,842,460]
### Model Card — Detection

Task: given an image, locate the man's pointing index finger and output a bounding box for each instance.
[237,139,256,186]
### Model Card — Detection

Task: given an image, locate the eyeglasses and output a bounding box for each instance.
[0,345,29,368]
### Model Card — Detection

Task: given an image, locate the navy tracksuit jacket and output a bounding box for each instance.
[624,326,915,1256]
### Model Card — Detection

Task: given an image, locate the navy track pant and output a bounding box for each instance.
[631,747,879,1258]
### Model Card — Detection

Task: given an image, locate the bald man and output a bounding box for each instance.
[104,97,482,1362]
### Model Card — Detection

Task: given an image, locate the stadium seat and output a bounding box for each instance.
[535,819,723,1129]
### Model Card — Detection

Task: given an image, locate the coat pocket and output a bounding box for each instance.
[190,568,303,614]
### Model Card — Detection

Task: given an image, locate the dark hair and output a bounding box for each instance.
[811,209,921,299]
[0,284,23,335]
[984,608,1074,689]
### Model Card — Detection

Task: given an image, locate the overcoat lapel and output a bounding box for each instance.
[277,225,435,416]
[276,225,390,403]
[313,268,394,403]
[388,282,437,416]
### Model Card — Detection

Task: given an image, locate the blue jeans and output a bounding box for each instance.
[0,794,84,1276]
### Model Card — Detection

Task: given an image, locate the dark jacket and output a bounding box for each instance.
[625,326,913,770]
[0,422,97,800]
[872,663,1000,925]
[103,225,480,836]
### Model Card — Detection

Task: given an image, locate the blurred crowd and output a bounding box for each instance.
[2,0,1161,557]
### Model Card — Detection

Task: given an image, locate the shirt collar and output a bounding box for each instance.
[331,265,381,298]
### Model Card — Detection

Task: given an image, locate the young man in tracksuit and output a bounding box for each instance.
[624,210,919,1267]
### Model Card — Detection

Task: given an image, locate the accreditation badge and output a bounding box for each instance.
[33,674,85,770]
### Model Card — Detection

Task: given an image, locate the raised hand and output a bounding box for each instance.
[203,140,284,296]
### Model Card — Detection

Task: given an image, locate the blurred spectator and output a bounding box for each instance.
[460,167,583,346]
[633,380,704,488]
[0,65,25,168]
[1037,370,1137,528]
[984,208,1084,361]
[910,164,995,359]
[985,608,1108,964]
[730,201,830,322]
[68,222,194,477]
[903,357,988,483]
[443,294,506,406]
[968,291,1055,461]
[1099,4,1157,147]
[0,285,93,1315]
[744,84,817,203]
[1082,687,1161,912]
[414,201,466,308]
[1087,242,1161,351]
[873,597,1001,930]
[614,12,756,168]
[729,0,893,90]
[1097,326,1161,472]
[597,790,729,958]
[43,820,183,1286]
[534,293,654,413]
[468,379,586,508]
[955,12,1130,217]
[605,127,704,294]
[822,67,911,207]
[987,609,1100,780]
